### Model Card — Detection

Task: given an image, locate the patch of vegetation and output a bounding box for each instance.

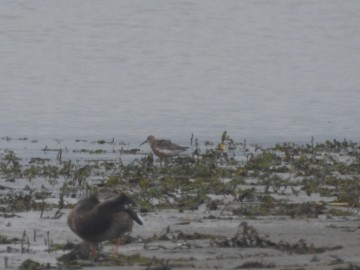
[276,202,326,218]
[234,261,275,268]
[0,234,19,244]
[18,259,52,270]
[19,259,40,270]
[326,208,353,217]
[333,264,360,270]
[213,222,342,254]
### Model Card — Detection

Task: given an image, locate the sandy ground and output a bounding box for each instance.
[1,204,360,270]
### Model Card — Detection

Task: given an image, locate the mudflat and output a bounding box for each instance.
[0,136,359,269]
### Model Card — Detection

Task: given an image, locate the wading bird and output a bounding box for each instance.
[140,135,188,159]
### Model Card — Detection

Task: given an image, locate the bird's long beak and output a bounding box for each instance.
[139,140,147,147]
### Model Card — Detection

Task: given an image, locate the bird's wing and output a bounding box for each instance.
[157,139,188,151]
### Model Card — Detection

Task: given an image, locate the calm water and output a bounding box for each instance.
[1,0,360,145]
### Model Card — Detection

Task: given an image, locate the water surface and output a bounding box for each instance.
[1,0,359,144]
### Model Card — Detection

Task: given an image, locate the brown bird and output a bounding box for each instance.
[67,193,143,256]
[140,135,188,159]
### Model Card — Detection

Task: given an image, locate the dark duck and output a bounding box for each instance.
[67,193,142,256]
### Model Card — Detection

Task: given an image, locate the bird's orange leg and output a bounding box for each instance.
[90,244,97,257]
[113,238,121,256]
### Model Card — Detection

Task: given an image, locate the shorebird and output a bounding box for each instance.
[140,135,188,159]
[67,193,142,256]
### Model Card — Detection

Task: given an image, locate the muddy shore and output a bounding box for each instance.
[1,136,360,269]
